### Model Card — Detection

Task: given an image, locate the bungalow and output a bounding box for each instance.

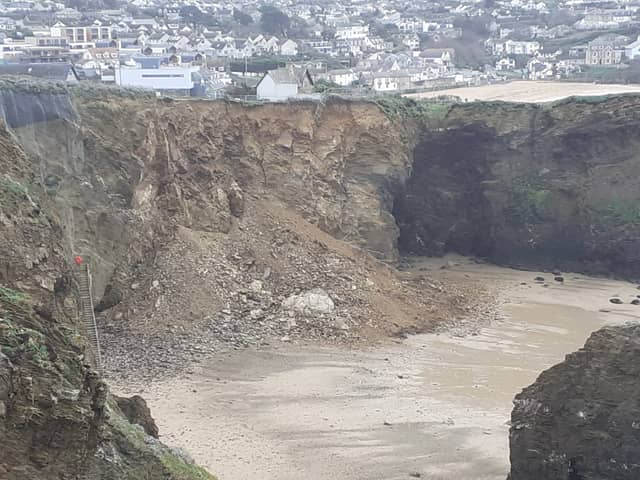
[256,66,314,101]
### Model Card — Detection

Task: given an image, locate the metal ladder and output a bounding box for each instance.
[77,262,102,371]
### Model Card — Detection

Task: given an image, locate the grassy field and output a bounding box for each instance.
[406,80,640,103]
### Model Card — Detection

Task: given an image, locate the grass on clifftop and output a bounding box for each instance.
[373,96,452,124]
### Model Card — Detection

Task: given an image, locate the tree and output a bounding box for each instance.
[289,15,309,37]
[370,21,399,38]
[313,79,340,93]
[260,5,290,35]
[180,5,203,28]
[233,9,253,26]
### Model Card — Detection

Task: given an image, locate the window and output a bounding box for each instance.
[141,74,185,78]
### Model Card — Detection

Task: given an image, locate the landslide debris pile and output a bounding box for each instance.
[0,83,486,476]
[0,114,213,479]
[509,323,640,480]
[0,84,486,382]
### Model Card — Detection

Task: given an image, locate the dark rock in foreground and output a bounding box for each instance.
[115,394,159,438]
[509,323,640,480]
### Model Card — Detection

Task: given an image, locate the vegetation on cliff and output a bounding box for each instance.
[0,123,215,479]
[373,95,453,126]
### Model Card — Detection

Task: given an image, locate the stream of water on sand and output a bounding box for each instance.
[116,258,640,480]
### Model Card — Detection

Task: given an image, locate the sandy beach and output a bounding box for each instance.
[114,257,640,480]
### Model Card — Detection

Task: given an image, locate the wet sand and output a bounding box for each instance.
[115,259,640,480]
[406,80,640,103]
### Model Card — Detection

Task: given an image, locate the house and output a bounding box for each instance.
[400,34,420,50]
[335,24,369,40]
[495,57,516,70]
[256,66,314,101]
[361,71,412,92]
[421,48,455,66]
[280,39,298,56]
[50,21,112,43]
[527,58,555,80]
[625,36,640,60]
[116,64,204,95]
[586,35,626,65]
[492,40,541,56]
[322,68,357,86]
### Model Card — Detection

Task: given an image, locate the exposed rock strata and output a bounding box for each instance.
[0,107,213,479]
[396,97,640,278]
[509,323,640,480]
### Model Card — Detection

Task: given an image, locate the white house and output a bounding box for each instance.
[363,71,412,92]
[626,35,640,60]
[280,39,298,56]
[324,68,357,86]
[495,57,516,70]
[117,65,201,93]
[256,66,314,101]
[401,34,420,50]
[335,25,369,40]
[493,40,541,55]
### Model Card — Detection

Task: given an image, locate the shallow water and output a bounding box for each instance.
[119,261,640,480]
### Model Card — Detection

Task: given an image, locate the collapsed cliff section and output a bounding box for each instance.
[0,113,214,479]
[508,323,640,480]
[395,95,640,279]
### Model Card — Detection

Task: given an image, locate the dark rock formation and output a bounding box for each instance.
[115,394,159,438]
[395,98,640,279]
[509,324,640,480]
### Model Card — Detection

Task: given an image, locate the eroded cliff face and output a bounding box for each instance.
[396,97,640,278]
[6,89,473,360]
[13,89,640,289]
[0,84,468,477]
[0,113,213,479]
[508,323,640,480]
[4,84,640,477]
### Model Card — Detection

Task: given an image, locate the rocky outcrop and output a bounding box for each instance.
[395,97,640,279]
[508,323,640,480]
[0,112,214,479]
[115,394,159,438]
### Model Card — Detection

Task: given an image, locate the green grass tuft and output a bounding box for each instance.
[373,95,453,124]
[600,200,640,226]
[160,454,217,480]
[0,286,27,304]
[505,176,552,225]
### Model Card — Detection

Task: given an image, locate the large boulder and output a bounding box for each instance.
[283,288,335,316]
[509,323,640,480]
[114,394,159,438]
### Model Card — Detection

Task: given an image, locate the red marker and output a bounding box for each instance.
[74,255,83,266]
